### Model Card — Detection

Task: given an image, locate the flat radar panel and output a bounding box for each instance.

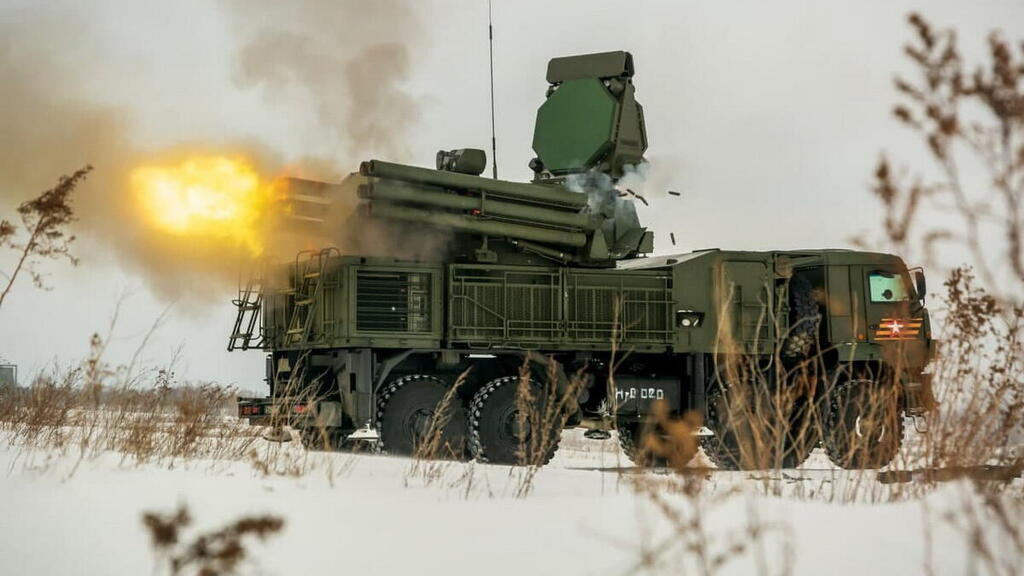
[532,78,617,173]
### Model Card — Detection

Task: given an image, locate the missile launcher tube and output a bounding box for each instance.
[357,181,594,231]
[360,159,588,209]
[364,202,588,248]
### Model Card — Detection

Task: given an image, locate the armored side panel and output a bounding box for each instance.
[565,268,673,345]
[264,254,443,351]
[620,250,779,355]
[447,264,673,352]
[267,255,675,353]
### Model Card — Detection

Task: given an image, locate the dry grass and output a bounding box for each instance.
[624,472,793,576]
[0,332,348,482]
[404,370,475,491]
[0,368,260,471]
[621,13,1024,574]
[510,359,588,497]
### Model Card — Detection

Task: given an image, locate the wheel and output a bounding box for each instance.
[824,374,903,469]
[700,378,815,470]
[468,376,562,466]
[619,421,697,469]
[782,275,820,359]
[376,375,468,459]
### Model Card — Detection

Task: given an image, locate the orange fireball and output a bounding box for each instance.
[132,156,272,256]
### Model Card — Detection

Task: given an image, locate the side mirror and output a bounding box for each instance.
[912,269,927,299]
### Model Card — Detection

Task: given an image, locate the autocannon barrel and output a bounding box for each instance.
[357,181,594,231]
[363,202,588,248]
[360,159,588,209]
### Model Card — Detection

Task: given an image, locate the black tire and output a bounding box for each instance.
[824,376,903,469]
[782,275,820,359]
[700,384,747,470]
[376,375,468,460]
[619,421,697,469]
[468,376,561,466]
[700,379,815,470]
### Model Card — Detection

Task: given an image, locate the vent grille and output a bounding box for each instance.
[356,270,431,333]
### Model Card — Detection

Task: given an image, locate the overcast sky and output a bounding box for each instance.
[1,0,1022,389]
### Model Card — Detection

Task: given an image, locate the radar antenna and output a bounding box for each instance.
[488,0,498,179]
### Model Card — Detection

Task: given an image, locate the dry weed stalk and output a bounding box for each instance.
[908,268,1023,474]
[919,481,1024,576]
[245,355,358,482]
[865,13,1024,308]
[0,165,92,309]
[142,503,283,576]
[683,277,830,489]
[858,13,1024,495]
[862,15,1024,573]
[511,358,587,498]
[624,471,792,576]
[405,370,471,488]
[612,289,799,573]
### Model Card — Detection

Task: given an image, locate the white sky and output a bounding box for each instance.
[1,0,1022,389]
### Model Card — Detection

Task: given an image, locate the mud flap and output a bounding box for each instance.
[903,373,937,415]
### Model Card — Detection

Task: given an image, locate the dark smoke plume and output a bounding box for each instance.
[228,0,424,163]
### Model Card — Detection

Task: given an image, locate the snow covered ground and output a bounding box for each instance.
[1,430,1020,576]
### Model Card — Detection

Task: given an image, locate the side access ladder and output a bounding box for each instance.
[284,249,334,346]
[229,267,264,352]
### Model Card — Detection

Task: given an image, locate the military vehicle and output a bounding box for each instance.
[230,51,935,470]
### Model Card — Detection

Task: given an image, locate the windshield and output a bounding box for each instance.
[868,271,910,303]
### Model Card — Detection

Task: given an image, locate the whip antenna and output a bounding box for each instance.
[488,0,498,179]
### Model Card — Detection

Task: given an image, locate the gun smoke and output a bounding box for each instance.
[0,1,428,304]
[228,0,424,163]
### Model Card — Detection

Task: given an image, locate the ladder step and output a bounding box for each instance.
[304,272,321,279]
[295,299,314,306]
[286,328,305,335]
[231,332,252,339]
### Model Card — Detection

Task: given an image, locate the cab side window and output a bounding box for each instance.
[868,271,909,303]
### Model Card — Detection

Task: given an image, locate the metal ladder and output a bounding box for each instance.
[284,250,331,346]
[229,267,264,351]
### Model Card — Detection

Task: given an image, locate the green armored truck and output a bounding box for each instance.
[230,51,935,470]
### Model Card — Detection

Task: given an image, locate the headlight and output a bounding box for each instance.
[676,310,704,328]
